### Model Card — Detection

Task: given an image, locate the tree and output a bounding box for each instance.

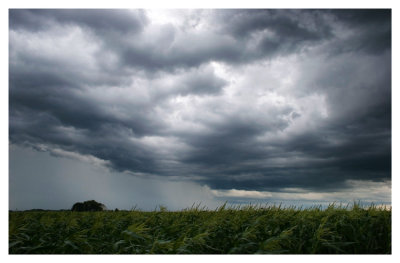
[71,200,106,211]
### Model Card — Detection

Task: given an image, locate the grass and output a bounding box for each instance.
[9,203,391,254]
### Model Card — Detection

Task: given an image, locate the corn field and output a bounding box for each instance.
[9,203,391,254]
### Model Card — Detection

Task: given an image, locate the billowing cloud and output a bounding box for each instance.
[9,9,148,34]
[9,9,391,200]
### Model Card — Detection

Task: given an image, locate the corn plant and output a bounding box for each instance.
[9,203,391,254]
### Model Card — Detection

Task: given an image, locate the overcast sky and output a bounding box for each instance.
[9,9,391,210]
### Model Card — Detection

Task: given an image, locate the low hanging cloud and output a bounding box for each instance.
[9,9,391,195]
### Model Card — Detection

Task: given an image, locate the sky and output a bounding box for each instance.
[8,9,392,210]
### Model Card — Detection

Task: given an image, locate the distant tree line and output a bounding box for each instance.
[71,200,106,212]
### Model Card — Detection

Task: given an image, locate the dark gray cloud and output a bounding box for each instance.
[214,9,333,56]
[9,9,391,196]
[9,9,148,34]
[327,9,391,55]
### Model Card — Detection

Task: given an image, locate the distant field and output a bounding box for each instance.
[9,204,391,254]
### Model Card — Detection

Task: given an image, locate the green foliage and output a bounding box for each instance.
[71,200,106,212]
[9,203,391,254]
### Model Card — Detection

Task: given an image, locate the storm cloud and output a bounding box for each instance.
[9,9,391,202]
